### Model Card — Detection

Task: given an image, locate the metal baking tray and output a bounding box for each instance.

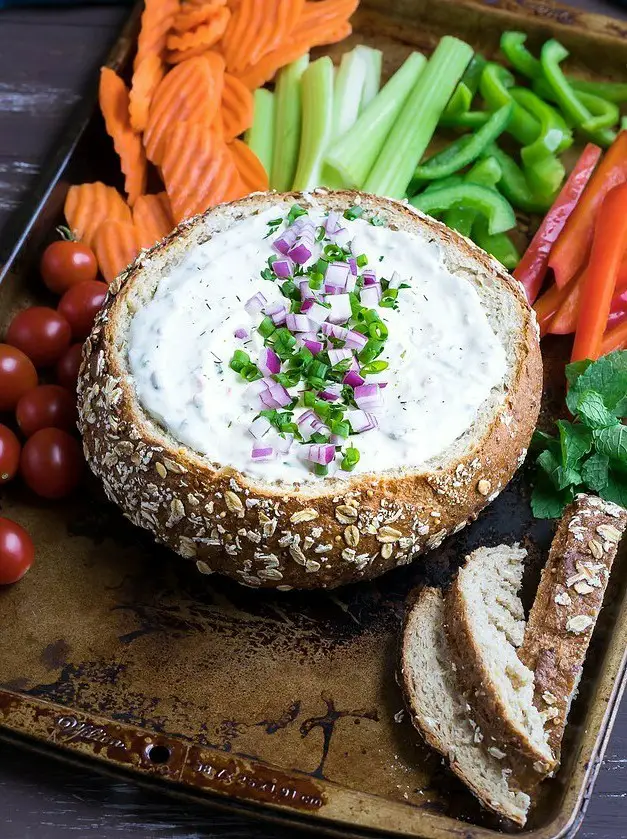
[1,2,627,837]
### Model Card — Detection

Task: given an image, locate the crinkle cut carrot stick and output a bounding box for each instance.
[166,6,230,52]
[91,220,142,284]
[129,54,165,133]
[134,0,178,68]
[221,72,254,139]
[293,0,359,37]
[64,182,132,248]
[229,139,269,192]
[172,1,228,33]
[99,68,147,206]
[133,192,174,248]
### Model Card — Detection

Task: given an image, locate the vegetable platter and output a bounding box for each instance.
[1,1,627,838]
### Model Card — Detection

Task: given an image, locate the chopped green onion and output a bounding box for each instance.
[368,320,388,340]
[344,205,364,220]
[314,464,329,476]
[281,280,300,300]
[331,420,350,438]
[292,57,334,191]
[361,360,389,375]
[229,349,250,372]
[258,316,276,339]
[245,88,275,176]
[356,253,368,267]
[315,258,329,276]
[324,51,426,189]
[304,391,316,407]
[358,339,385,364]
[287,204,308,224]
[315,225,326,242]
[241,363,262,382]
[308,272,323,290]
[314,398,331,418]
[275,371,301,388]
[341,446,360,471]
[311,431,330,444]
[364,36,473,198]
[271,56,309,191]
[370,215,386,226]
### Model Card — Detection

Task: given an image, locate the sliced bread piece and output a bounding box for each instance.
[401,587,530,825]
[445,545,555,772]
[519,494,627,766]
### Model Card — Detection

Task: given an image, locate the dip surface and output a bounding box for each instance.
[127,206,507,482]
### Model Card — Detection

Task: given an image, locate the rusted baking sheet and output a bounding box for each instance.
[1,2,627,838]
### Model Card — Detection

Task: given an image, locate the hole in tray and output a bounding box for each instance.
[146,744,172,764]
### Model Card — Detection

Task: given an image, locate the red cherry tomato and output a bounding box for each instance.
[57,281,108,339]
[40,238,98,295]
[0,424,20,484]
[0,517,34,585]
[0,344,38,411]
[6,307,71,367]
[20,428,83,499]
[16,385,77,438]
[55,343,83,393]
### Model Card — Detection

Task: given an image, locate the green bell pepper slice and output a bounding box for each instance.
[411,103,512,185]
[570,79,627,103]
[533,76,617,146]
[444,157,502,237]
[442,55,487,119]
[439,110,490,130]
[472,216,520,270]
[511,87,572,157]
[410,182,516,235]
[577,91,619,132]
[500,31,541,79]
[481,143,555,213]
[479,63,540,145]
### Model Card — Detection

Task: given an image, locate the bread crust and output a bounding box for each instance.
[77,189,542,590]
[519,494,627,766]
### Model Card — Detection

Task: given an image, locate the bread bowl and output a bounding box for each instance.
[77,189,542,590]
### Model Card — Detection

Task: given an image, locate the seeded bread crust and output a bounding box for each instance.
[519,494,627,767]
[401,587,530,826]
[77,189,542,590]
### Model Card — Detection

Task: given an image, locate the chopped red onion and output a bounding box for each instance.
[343,370,365,388]
[273,227,297,255]
[265,301,287,326]
[234,326,249,340]
[347,409,379,433]
[329,434,344,446]
[328,348,353,366]
[345,275,356,293]
[319,383,342,401]
[362,268,377,286]
[287,234,314,264]
[325,210,342,235]
[327,293,352,324]
[325,261,350,288]
[297,410,328,441]
[244,292,267,316]
[344,329,368,350]
[306,444,335,465]
[306,302,330,326]
[360,285,381,308]
[273,258,293,278]
[299,281,318,301]
[366,371,388,388]
[347,257,358,276]
[300,298,314,313]
[258,379,291,409]
[249,416,272,439]
[274,432,293,455]
[303,337,324,354]
[321,322,349,341]
[245,378,268,399]
[251,444,276,461]
[285,313,312,332]
[389,270,402,289]
[354,383,384,412]
[258,347,281,376]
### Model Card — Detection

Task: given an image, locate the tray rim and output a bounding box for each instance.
[2,1,627,837]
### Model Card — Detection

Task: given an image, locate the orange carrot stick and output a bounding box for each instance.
[600,319,627,355]
[99,68,147,206]
[133,193,174,248]
[166,7,230,52]
[221,72,254,139]
[64,183,132,248]
[572,182,627,362]
[172,1,228,33]
[129,54,164,134]
[229,139,269,193]
[91,220,142,284]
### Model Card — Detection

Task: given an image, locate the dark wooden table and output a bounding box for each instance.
[0,2,626,837]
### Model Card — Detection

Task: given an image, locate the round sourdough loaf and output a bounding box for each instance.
[77,190,542,590]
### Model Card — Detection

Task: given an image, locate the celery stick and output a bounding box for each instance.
[332,49,368,141]
[364,36,473,198]
[245,89,275,177]
[270,55,309,192]
[292,57,334,191]
[355,45,383,111]
[323,52,426,189]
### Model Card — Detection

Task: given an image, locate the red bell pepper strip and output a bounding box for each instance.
[513,143,601,304]
[533,277,574,335]
[549,131,627,289]
[572,182,627,362]
[608,286,627,330]
[548,258,627,335]
[601,319,627,355]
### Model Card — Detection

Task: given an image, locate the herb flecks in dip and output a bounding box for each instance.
[128,203,507,482]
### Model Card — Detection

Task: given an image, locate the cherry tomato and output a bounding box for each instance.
[20,428,83,499]
[40,238,98,294]
[0,344,38,411]
[0,424,20,484]
[16,385,77,438]
[55,343,83,393]
[6,307,71,367]
[57,281,108,339]
[0,517,34,585]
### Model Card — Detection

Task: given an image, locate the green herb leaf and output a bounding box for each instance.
[600,470,627,507]
[593,425,627,461]
[580,451,610,492]
[565,358,593,387]
[566,351,627,416]
[556,420,593,470]
[531,429,559,452]
[536,449,581,491]
[531,476,574,519]
[576,390,620,429]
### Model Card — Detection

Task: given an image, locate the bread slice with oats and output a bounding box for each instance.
[401,586,531,825]
[519,494,627,766]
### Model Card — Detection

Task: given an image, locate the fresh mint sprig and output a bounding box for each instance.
[531,351,627,518]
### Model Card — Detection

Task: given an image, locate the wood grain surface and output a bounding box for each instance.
[0,1,626,837]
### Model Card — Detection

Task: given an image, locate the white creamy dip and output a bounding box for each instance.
[127,206,507,483]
